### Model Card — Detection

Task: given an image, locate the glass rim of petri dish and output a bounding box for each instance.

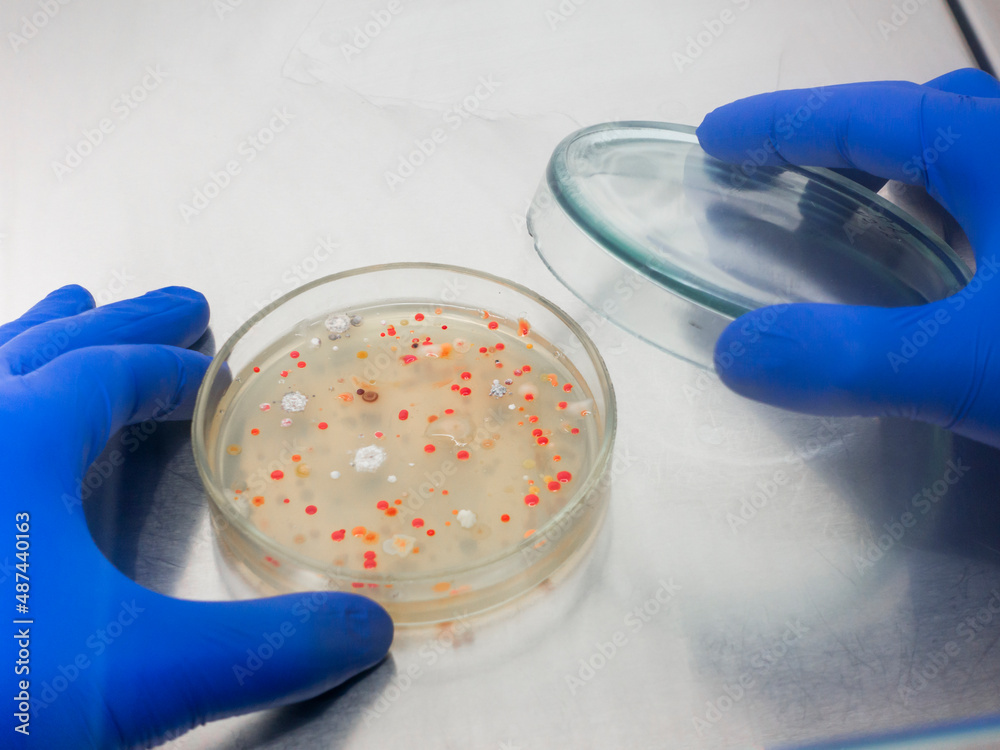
[192,262,617,595]
[527,120,972,369]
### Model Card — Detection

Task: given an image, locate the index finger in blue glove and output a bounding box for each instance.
[697,80,927,176]
[1,286,209,376]
[925,67,1000,97]
[696,79,1000,243]
[20,343,211,476]
[0,284,94,348]
[831,68,1000,193]
[712,294,1000,447]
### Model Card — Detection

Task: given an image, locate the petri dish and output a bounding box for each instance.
[192,264,616,624]
[527,121,972,369]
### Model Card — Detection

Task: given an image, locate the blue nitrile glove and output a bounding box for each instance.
[697,68,1000,448]
[1,285,393,748]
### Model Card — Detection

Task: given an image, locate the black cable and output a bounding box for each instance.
[946,0,997,77]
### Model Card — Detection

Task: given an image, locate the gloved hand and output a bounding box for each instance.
[697,68,1000,448]
[1,285,393,748]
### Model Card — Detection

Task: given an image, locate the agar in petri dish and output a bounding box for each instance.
[193,264,616,624]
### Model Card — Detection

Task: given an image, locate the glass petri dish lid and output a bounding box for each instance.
[527,121,972,369]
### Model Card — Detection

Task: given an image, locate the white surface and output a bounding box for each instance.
[0,0,974,330]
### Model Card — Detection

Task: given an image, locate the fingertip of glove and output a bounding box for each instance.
[148,286,211,330]
[696,102,758,165]
[338,597,394,666]
[713,321,754,393]
[713,311,806,403]
[151,285,209,307]
[51,283,96,311]
[696,109,727,156]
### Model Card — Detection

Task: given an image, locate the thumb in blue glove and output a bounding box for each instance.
[697,67,1000,448]
[1,285,393,748]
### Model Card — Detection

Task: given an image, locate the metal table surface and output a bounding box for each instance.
[3,1,998,748]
